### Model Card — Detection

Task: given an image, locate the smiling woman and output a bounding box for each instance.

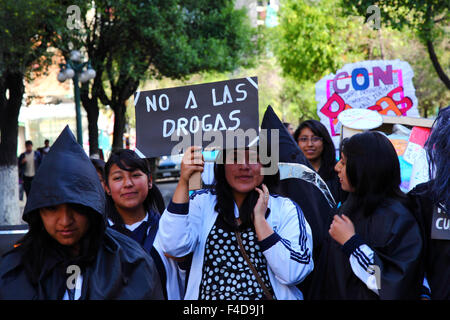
[159,146,314,300]
[104,149,186,300]
[294,120,347,204]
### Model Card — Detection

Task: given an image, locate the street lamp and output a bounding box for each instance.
[57,50,96,145]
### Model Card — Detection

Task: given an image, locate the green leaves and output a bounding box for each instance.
[0,0,66,77]
[274,0,350,84]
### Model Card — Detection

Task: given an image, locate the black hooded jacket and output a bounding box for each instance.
[260,106,336,297]
[308,195,423,300]
[0,126,164,300]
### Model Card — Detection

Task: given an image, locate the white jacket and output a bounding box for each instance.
[159,189,314,300]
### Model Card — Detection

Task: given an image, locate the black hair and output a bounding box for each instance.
[25,140,33,146]
[213,147,280,231]
[425,106,449,210]
[294,120,336,180]
[16,204,105,286]
[91,158,105,177]
[104,149,165,228]
[340,131,405,217]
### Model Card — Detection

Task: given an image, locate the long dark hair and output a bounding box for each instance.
[294,120,336,180]
[213,147,280,231]
[16,204,105,286]
[340,131,405,217]
[425,106,450,210]
[104,149,165,228]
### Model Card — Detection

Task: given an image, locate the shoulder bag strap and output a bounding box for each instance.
[234,230,274,300]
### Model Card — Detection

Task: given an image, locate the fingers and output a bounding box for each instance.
[255,184,269,204]
[341,214,351,223]
[180,146,204,183]
[184,146,204,165]
[333,214,343,223]
[262,183,269,195]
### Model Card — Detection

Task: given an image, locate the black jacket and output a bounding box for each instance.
[261,106,337,297]
[0,126,164,300]
[0,228,163,299]
[308,196,423,300]
[408,181,450,300]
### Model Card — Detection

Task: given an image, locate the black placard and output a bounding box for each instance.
[431,204,450,241]
[134,77,259,158]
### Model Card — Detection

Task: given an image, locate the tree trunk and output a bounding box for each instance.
[111,100,127,152]
[80,83,100,157]
[0,166,21,225]
[110,77,139,152]
[0,72,25,225]
[426,39,450,90]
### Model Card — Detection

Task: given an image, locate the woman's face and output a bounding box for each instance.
[225,149,264,196]
[297,127,324,163]
[40,204,90,249]
[106,163,151,212]
[335,153,354,192]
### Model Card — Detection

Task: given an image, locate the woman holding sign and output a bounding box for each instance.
[408,106,450,300]
[158,146,314,300]
[309,131,423,299]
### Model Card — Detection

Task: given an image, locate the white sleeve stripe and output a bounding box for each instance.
[354,247,376,275]
[354,247,371,271]
[279,238,311,263]
[353,250,369,271]
[349,246,380,295]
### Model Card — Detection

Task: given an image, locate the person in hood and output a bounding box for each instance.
[408,106,450,300]
[104,149,186,299]
[309,131,423,299]
[158,145,313,300]
[0,126,164,300]
[261,106,336,299]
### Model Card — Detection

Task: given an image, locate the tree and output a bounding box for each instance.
[272,0,366,122]
[341,0,450,89]
[0,0,65,224]
[61,0,256,154]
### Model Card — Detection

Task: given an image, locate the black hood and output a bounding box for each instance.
[261,105,312,168]
[23,126,105,222]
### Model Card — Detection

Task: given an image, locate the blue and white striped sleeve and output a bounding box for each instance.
[342,234,380,296]
[159,192,206,257]
[260,198,314,285]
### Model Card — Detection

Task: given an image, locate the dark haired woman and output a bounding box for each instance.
[309,131,423,299]
[294,120,346,204]
[158,146,314,300]
[104,149,185,300]
[408,106,450,300]
[0,127,163,299]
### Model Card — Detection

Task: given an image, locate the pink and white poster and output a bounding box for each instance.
[315,60,420,148]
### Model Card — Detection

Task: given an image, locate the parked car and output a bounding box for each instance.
[154,154,183,180]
